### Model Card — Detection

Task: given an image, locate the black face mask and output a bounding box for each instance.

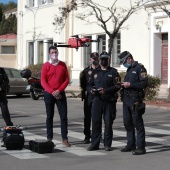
[92,60,99,66]
[101,58,108,67]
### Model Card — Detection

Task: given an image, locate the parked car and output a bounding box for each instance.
[4,68,29,97]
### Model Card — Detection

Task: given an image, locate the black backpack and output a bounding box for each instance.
[2,126,25,150]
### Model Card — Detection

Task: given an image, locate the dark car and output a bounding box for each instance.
[4,68,29,97]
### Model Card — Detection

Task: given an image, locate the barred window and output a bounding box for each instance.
[1,46,15,54]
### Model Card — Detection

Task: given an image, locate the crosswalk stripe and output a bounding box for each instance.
[145,127,170,135]
[159,124,170,127]
[27,130,106,156]
[1,122,170,159]
[0,145,48,159]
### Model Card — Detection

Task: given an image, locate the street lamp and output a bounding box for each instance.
[25,5,38,64]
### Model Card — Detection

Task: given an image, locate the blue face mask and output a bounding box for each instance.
[123,63,131,68]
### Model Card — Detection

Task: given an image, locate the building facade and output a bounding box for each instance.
[0,34,17,68]
[17,0,170,95]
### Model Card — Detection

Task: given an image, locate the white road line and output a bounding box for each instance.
[0,146,48,159]
[159,124,170,127]
[27,130,106,156]
[145,127,170,135]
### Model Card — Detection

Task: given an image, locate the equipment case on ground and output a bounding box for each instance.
[2,126,25,150]
[29,140,55,154]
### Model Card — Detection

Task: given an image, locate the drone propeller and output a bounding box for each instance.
[70,35,79,39]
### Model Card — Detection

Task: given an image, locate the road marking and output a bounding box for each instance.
[0,146,48,159]
[159,124,170,127]
[27,130,106,156]
[145,127,170,135]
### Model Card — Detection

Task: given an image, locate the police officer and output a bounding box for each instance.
[87,52,121,151]
[118,51,148,155]
[80,52,100,144]
[0,67,13,126]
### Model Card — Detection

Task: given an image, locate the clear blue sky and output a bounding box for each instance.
[0,0,17,4]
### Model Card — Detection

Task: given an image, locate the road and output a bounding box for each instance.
[0,95,170,170]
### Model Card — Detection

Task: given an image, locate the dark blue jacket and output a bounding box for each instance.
[90,66,121,97]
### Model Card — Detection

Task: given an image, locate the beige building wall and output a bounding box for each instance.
[0,37,17,68]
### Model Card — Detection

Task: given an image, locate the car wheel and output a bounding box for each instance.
[30,91,40,100]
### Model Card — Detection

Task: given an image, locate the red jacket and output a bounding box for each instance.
[41,61,69,94]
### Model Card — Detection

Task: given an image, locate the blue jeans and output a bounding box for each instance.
[43,91,68,140]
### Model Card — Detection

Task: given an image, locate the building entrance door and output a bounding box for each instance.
[161,34,168,84]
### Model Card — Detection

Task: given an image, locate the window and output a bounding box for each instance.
[38,0,53,6]
[99,34,106,54]
[38,41,44,64]
[4,69,13,78]
[48,0,53,3]
[39,0,46,5]
[1,46,15,54]
[11,69,22,78]
[112,33,121,67]
[83,36,92,67]
[28,0,35,7]
[28,42,34,65]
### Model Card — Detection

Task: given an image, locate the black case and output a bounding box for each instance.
[29,140,54,154]
[3,129,25,150]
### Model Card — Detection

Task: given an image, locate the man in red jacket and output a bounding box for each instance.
[41,45,71,147]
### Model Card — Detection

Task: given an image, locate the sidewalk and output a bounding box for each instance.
[65,85,170,110]
[65,85,80,97]
[65,85,169,100]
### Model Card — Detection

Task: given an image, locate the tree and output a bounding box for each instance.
[0,2,17,12]
[53,0,147,56]
[0,8,2,22]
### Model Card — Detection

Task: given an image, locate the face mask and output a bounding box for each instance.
[51,53,58,60]
[101,59,108,67]
[123,63,131,68]
[92,60,99,66]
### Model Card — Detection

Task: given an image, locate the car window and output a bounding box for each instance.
[4,69,13,78]
[11,69,22,78]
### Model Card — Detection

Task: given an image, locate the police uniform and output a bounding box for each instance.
[80,52,100,144]
[118,51,148,155]
[0,67,13,126]
[88,55,121,151]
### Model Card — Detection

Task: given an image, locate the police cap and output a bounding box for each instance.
[90,52,99,58]
[100,51,110,59]
[118,51,132,65]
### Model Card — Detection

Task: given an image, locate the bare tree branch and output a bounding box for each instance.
[53,0,146,56]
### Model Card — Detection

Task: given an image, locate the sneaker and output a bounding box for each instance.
[62,139,71,147]
[132,148,146,155]
[120,146,136,152]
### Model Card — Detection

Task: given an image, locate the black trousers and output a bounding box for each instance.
[0,91,13,126]
[83,93,93,139]
[91,97,116,147]
[43,91,68,140]
[123,96,145,149]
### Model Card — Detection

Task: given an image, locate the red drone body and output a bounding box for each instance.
[53,35,99,51]
[68,37,92,48]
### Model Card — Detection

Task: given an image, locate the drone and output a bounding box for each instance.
[47,35,101,51]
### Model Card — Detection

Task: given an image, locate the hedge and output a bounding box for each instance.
[119,72,161,101]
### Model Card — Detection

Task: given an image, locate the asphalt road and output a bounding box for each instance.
[0,95,170,170]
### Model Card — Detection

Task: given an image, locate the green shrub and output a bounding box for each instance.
[119,71,161,101]
[26,64,43,78]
